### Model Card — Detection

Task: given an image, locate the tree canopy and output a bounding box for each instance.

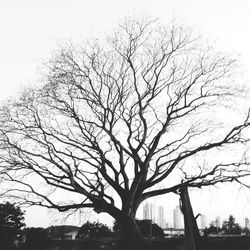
[222,215,242,235]
[0,202,25,246]
[0,17,249,244]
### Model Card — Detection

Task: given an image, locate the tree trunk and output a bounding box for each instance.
[179,185,201,250]
[118,215,146,250]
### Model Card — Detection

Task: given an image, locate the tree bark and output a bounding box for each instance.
[179,185,201,250]
[118,215,146,250]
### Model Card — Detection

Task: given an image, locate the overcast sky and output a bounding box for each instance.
[1,0,250,228]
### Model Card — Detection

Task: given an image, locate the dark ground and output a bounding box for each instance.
[7,236,250,250]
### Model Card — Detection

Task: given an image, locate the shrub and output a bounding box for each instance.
[77,221,113,239]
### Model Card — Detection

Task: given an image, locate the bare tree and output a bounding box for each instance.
[0,18,249,248]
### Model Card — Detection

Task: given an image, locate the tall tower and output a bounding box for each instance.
[245,218,249,229]
[143,203,150,220]
[143,202,155,222]
[215,216,221,228]
[149,203,155,222]
[157,206,165,228]
[173,205,182,229]
[199,214,206,229]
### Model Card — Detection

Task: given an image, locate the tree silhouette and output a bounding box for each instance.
[222,215,242,235]
[0,17,250,248]
[0,202,25,247]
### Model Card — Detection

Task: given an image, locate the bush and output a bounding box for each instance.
[204,224,221,235]
[24,227,48,249]
[137,220,165,238]
[77,221,113,239]
[113,219,165,239]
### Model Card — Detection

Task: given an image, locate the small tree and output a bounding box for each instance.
[222,215,242,235]
[0,202,25,247]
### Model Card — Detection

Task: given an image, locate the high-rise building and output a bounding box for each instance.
[143,203,150,220]
[157,206,165,228]
[245,218,249,229]
[173,205,182,229]
[215,216,221,228]
[143,202,155,221]
[199,214,206,229]
[151,203,156,222]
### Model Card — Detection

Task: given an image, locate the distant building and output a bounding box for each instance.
[173,205,183,229]
[245,218,249,229]
[199,214,206,229]
[47,225,79,240]
[215,216,221,228]
[157,206,165,228]
[143,202,155,222]
[64,230,78,240]
[150,203,156,222]
[143,203,150,220]
[163,228,185,236]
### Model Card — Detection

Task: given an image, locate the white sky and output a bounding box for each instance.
[1,0,250,228]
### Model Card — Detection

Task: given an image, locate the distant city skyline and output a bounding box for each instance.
[139,201,250,230]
